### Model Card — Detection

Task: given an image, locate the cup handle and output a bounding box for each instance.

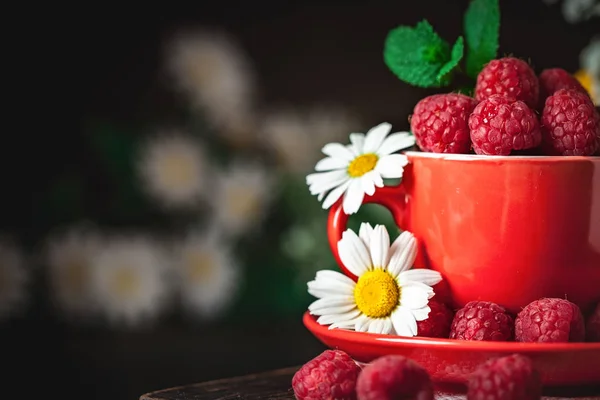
[327,184,408,280]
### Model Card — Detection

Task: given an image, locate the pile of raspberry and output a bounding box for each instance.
[292,350,542,400]
[409,57,600,156]
[405,297,600,344]
[292,299,599,399]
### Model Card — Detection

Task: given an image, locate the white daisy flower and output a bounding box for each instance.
[172,227,240,320]
[260,106,360,175]
[137,130,210,210]
[0,237,29,320]
[210,161,275,237]
[89,235,171,327]
[307,223,442,336]
[306,122,415,215]
[42,224,102,319]
[165,29,256,136]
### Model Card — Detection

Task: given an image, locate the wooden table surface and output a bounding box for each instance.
[140,366,600,400]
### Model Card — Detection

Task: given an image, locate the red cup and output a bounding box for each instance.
[327,152,600,314]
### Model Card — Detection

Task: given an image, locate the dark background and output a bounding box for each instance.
[2,1,598,399]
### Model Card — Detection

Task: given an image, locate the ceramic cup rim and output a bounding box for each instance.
[404,151,600,163]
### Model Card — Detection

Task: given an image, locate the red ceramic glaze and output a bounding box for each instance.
[303,312,600,386]
[327,152,600,314]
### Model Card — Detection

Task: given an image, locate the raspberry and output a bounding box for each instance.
[469,95,542,155]
[416,300,454,338]
[292,350,361,400]
[515,298,585,343]
[539,68,588,105]
[585,303,600,342]
[356,355,433,400]
[467,354,542,400]
[449,301,514,341]
[475,57,539,109]
[540,88,600,156]
[410,93,478,154]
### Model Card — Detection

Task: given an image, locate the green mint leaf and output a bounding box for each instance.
[437,36,464,86]
[384,20,452,88]
[464,0,500,79]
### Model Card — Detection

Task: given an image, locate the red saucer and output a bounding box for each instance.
[303,312,600,386]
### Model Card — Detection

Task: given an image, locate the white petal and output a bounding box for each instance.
[342,179,365,214]
[377,132,416,156]
[387,231,417,277]
[369,225,390,269]
[353,315,370,332]
[314,156,348,171]
[368,319,385,334]
[307,279,353,294]
[318,314,353,325]
[391,307,418,337]
[338,229,371,276]
[364,169,384,189]
[361,174,376,196]
[381,318,394,335]
[412,306,431,322]
[358,223,374,248]
[389,231,412,257]
[398,283,430,310]
[307,170,348,194]
[349,133,365,154]
[363,122,392,154]
[307,273,355,298]
[311,304,358,316]
[307,281,354,297]
[308,296,355,313]
[315,270,356,287]
[399,280,435,302]
[398,269,442,286]
[322,143,355,162]
[308,286,349,298]
[375,154,409,179]
[400,279,434,293]
[327,309,363,329]
[322,180,351,210]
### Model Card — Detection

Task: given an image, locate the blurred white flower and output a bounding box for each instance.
[173,227,240,320]
[137,130,210,210]
[0,237,29,320]
[581,38,600,78]
[210,161,275,237]
[577,38,600,105]
[561,0,600,23]
[280,218,332,291]
[166,29,256,141]
[89,235,171,327]
[42,224,102,319]
[260,106,361,175]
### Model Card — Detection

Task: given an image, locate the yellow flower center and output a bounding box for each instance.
[224,186,261,218]
[65,261,86,291]
[160,155,196,189]
[187,54,221,86]
[353,269,400,318]
[186,251,215,282]
[347,153,378,178]
[112,268,141,299]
